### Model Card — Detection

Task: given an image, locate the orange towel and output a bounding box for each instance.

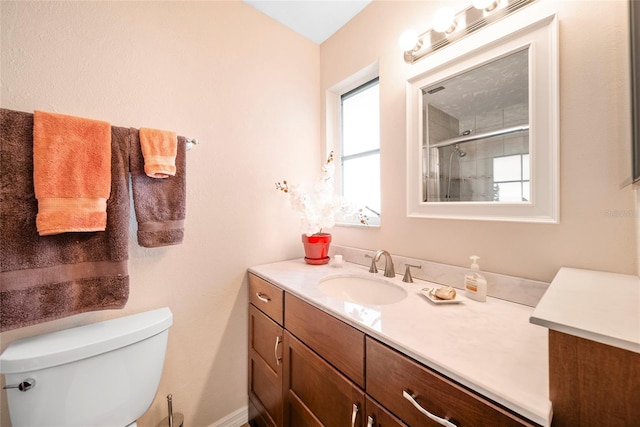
[33,110,111,236]
[139,127,177,178]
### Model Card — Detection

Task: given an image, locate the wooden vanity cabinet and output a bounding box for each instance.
[248,275,285,427]
[248,272,539,427]
[548,330,640,426]
[283,331,365,426]
[366,337,536,427]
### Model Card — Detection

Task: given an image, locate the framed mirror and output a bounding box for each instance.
[406,8,559,223]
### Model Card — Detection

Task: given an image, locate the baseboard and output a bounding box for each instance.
[209,406,248,427]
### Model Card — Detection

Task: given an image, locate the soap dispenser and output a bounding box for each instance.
[464,255,487,302]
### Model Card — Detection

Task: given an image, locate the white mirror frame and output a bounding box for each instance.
[406,6,559,223]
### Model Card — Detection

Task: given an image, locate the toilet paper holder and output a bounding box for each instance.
[157,394,184,427]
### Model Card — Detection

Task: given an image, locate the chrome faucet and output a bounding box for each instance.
[370,249,395,278]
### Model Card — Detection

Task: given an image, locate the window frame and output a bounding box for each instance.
[326,63,381,227]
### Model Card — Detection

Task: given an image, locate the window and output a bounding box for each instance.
[493,154,530,202]
[340,77,380,225]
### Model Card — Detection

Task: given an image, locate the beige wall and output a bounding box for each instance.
[0,1,319,426]
[1,0,638,425]
[322,0,637,282]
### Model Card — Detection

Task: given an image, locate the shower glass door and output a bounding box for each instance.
[423,48,530,203]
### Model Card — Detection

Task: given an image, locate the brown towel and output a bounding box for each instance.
[33,110,112,235]
[139,127,177,178]
[0,109,129,332]
[130,129,186,247]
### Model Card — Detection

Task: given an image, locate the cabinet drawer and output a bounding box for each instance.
[366,337,536,427]
[285,293,365,388]
[249,273,284,325]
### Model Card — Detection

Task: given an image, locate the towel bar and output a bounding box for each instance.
[185,138,199,151]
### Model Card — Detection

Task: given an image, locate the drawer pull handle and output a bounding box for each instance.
[256,292,271,303]
[274,336,282,365]
[366,415,375,427]
[351,403,360,427]
[402,391,457,427]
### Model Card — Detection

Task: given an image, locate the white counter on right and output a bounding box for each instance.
[530,267,640,353]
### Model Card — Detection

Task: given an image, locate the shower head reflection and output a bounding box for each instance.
[453,144,467,157]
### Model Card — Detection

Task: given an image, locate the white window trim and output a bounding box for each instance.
[326,62,381,227]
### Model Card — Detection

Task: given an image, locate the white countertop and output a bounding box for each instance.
[530,267,640,354]
[249,259,552,426]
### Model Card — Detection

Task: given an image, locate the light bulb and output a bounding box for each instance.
[399,29,419,51]
[432,7,456,34]
[472,0,500,11]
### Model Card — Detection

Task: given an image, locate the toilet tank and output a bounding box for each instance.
[0,307,173,427]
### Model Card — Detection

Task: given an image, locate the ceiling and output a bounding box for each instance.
[426,48,529,121]
[243,0,372,44]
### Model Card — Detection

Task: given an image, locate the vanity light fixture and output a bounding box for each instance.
[401,0,536,64]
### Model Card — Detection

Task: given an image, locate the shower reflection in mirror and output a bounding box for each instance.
[423,47,530,203]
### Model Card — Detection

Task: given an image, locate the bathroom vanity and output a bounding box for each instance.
[247,259,551,427]
[531,267,640,427]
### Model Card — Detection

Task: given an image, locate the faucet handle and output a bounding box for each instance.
[364,254,378,273]
[402,264,422,283]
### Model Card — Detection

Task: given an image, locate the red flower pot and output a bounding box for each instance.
[301,233,331,265]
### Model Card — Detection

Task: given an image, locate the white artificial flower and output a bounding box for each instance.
[276,151,366,235]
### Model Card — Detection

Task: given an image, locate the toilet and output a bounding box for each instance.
[0,307,173,427]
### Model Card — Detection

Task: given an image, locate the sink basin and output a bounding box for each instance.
[318,274,407,306]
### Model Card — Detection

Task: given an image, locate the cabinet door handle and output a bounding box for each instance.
[351,403,360,427]
[274,336,282,365]
[256,292,271,303]
[366,415,374,427]
[402,390,456,427]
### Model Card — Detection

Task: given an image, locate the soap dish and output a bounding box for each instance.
[421,288,463,305]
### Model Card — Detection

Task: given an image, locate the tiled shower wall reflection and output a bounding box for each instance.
[427,103,529,202]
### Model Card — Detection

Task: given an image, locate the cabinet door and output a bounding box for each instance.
[249,305,284,427]
[283,331,365,427]
[549,330,640,427]
[366,337,535,427]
